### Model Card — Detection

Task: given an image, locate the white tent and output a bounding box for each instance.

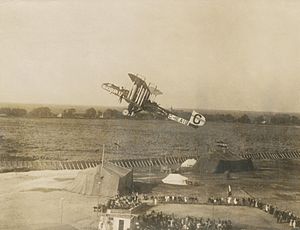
[180,159,197,168]
[162,173,188,185]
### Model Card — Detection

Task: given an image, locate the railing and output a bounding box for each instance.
[240,151,300,160]
[1,151,299,172]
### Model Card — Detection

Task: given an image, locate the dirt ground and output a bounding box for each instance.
[0,161,299,230]
[0,170,100,230]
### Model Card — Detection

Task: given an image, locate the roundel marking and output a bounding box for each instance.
[193,114,202,124]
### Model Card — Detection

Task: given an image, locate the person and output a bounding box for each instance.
[227,196,232,205]
[265,204,269,213]
[233,198,238,205]
[154,197,157,206]
[184,196,188,203]
[228,185,232,197]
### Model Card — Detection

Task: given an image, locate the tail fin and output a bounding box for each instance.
[188,111,206,128]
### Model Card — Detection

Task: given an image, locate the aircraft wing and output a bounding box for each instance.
[102,79,150,111]
[129,73,163,96]
[102,83,124,97]
[101,83,131,103]
[128,73,149,90]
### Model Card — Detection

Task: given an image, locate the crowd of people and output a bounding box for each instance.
[140,194,300,228]
[94,193,299,229]
[207,196,300,228]
[131,211,233,230]
[94,193,142,212]
[142,194,200,205]
[107,193,142,210]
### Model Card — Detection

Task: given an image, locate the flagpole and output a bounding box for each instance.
[97,144,105,217]
[100,144,105,175]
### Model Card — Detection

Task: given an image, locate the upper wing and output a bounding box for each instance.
[127,73,153,107]
[128,73,163,97]
[128,73,149,90]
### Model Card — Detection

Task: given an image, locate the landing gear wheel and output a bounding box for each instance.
[122,109,129,116]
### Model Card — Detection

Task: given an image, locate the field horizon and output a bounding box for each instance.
[1,102,300,116]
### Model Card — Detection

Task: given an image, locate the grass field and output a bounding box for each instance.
[1,117,300,161]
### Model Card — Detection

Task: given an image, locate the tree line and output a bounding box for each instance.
[202,113,300,125]
[0,106,300,125]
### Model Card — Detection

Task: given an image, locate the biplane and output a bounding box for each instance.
[101,73,206,128]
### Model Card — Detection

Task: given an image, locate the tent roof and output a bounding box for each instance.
[192,157,254,174]
[83,162,131,177]
[162,173,188,185]
[181,159,197,167]
[66,163,133,196]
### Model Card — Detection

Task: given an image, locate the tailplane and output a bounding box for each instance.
[188,111,206,128]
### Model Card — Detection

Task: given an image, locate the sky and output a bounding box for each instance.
[0,0,300,112]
